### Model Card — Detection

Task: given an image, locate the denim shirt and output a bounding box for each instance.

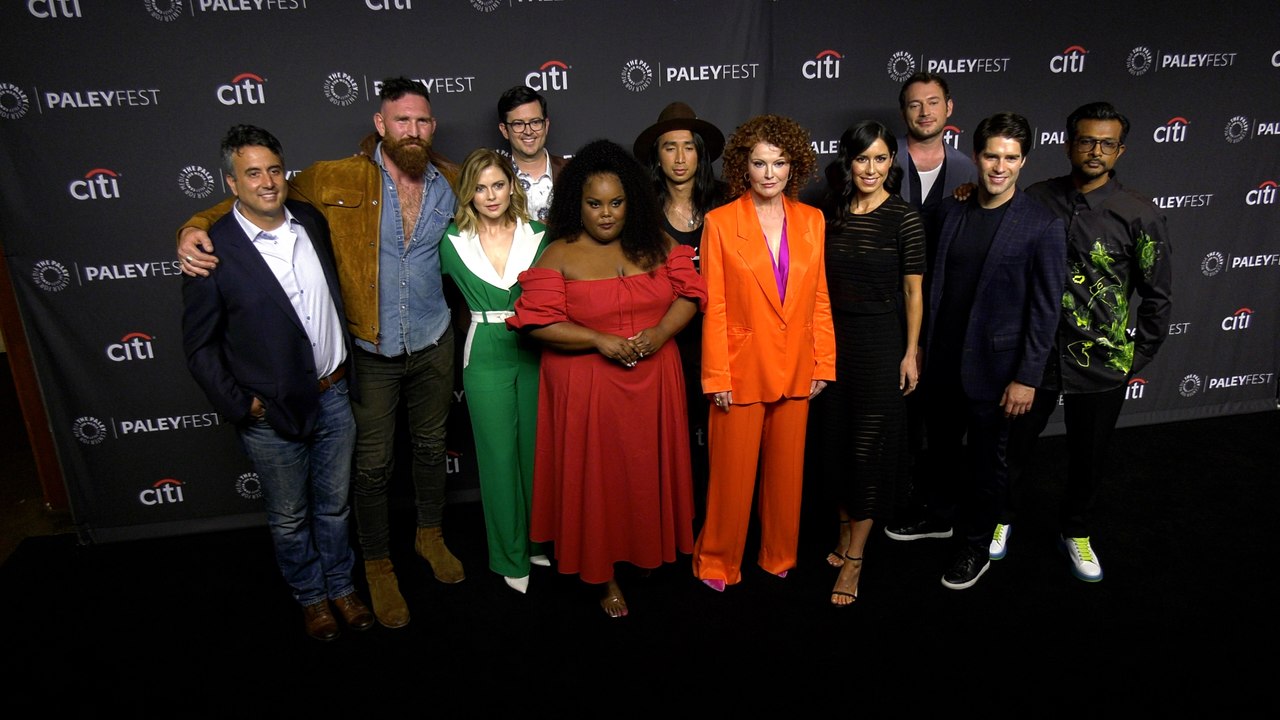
[356,143,456,357]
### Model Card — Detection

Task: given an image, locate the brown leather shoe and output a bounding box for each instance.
[302,600,340,642]
[332,593,374,631]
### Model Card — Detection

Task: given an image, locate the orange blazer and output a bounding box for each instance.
[700,194,836,403]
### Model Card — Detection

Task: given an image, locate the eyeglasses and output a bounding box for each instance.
[1074,137,1122,155]
[504,118,545,134]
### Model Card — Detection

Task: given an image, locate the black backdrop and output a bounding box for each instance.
[1,0,1277,542]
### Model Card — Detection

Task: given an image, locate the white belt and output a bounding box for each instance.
[470,310,515,324]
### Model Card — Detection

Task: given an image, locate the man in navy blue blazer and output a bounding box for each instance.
[908,112,1067,590]
[182,125,373,640]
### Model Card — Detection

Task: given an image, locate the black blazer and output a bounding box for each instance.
[182,199,354,440]
[925,191,1067,402]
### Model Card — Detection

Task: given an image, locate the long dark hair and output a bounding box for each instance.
[834,120,903,220]
[645,131,724,221]
[549,139,668,270]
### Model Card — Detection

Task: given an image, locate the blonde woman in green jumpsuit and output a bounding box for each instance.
[441,149,550,593]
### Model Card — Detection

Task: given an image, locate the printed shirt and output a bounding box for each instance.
[1026,176,1173,393]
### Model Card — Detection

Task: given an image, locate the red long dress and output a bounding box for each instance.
[508,246,705,583]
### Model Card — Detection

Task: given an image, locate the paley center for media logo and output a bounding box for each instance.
[72,412,222,444]
[1225,114,1280,143]
[145,0,184,21]
[1180,371,1275,397]
[179,165,217,198]
[0,82,30,119]
[236,472,263,500]
[34,257,182,289]
[1200,250,1280,276]
[621,56,759,92]
[322,72,361,107]
[1126,46,1237,76]
[886,50,1009,82]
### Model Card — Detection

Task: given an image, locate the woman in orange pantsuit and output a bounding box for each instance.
[693,115,836,590]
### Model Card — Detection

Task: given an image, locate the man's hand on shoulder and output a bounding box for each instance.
[178,227,219,278]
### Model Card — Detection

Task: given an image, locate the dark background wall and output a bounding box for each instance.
[1,0,1276,542]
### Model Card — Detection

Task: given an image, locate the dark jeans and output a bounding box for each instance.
[925,380,1011,551]
[239,378,357,606]
[1005,385,1125,537]
[351,327,455,560]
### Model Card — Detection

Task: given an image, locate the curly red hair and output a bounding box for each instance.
[721,115,817,201]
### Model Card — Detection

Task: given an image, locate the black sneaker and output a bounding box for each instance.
[884,516,953,541]
[941,546,990,590]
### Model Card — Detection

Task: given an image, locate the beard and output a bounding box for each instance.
[383,136,430,178]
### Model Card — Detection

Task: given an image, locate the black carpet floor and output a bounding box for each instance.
[1,409,1277,715]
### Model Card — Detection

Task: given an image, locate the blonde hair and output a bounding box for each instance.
[454,148,530,235]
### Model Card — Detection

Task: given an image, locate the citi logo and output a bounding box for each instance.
[217,73,266,106]
[445,449,462,475]
[1222,308,1253,331]
[1153,117,1189,143]
[140,478,185,506]
[526,60,569,92]
[1246,180,1277,205]
[69,168,120,200]
[27,0,81,17]
[1050,45,1087,73]
[107,332,155,362]
[1125,377,1146,400]
[366,0,411,8]
[942,125,962,150]
[803,50,842,79]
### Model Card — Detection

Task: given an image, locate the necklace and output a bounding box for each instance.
[667,202,698,229]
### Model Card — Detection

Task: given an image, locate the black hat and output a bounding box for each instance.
[632,102,725,164]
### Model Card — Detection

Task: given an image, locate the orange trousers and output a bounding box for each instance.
[692,397,809,584]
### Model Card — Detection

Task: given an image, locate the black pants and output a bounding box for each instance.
[925,381,1012,551]
[1004,385,1126,537]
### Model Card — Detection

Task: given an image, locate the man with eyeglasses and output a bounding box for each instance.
[497,85,568,221]
[176,77,466,630]
[999,101,1173,582]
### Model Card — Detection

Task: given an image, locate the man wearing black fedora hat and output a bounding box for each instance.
[633,101,728,506]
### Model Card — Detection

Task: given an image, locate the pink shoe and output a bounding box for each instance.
[775,570,788,579]
[701,579,726,592]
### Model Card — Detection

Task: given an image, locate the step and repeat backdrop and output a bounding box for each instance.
[1,0,1277,542]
